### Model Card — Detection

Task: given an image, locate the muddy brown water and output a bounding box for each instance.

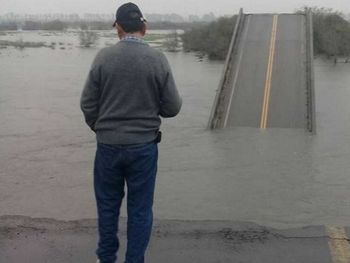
[1,31,350,228]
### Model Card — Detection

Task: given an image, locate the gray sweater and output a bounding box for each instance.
[80,39,182,145]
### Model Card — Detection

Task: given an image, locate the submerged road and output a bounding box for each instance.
[210,13,312,130]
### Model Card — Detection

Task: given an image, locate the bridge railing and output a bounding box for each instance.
[306,9,316,133]
[207,8,244,129]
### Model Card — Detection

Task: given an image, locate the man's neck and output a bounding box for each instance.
[120,32,143,40]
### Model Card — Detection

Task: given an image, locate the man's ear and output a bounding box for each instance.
[141,23,147,36]
[116,24,125,39]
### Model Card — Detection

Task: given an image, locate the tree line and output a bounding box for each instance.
[298,7,350,63]
[181,7,350,61]
[0,20,194,31]
[1,7,349,62]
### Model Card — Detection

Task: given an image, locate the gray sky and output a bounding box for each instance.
[1,0,349,15]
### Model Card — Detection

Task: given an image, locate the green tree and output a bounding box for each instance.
[42,20,67,31]
[182,16,237,60]
[0,22,18,31]
[23,21,42,30]
[297,6,350,62]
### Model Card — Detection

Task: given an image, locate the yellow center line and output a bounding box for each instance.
[260,15,278,129]
[326,226,350,263]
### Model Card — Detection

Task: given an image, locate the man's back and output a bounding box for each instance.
[81,38,182,145]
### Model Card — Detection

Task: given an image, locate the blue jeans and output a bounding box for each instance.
[94,141,158,263]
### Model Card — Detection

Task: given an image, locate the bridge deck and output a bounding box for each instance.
[210,13,313,131]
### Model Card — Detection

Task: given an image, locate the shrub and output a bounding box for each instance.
[79,30,99,48]
[182,16,237,60]
[297,6,350,60]
[0,22,18,31]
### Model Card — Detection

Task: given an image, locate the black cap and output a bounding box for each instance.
[113,2,146,27]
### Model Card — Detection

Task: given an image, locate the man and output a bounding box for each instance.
[80,3,182,263]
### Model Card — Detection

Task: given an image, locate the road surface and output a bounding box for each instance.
[2,215,350,263]
[211,14,310,130]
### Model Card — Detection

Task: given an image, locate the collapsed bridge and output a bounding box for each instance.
[208,9,316,133]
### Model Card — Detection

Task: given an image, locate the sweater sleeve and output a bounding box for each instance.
[80,63,101,132]
[159,54,182,118]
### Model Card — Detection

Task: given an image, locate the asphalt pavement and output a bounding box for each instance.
[1,215,345,263]
[225,14,307,129]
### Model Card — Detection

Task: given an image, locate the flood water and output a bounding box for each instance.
[1,31,350,228]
